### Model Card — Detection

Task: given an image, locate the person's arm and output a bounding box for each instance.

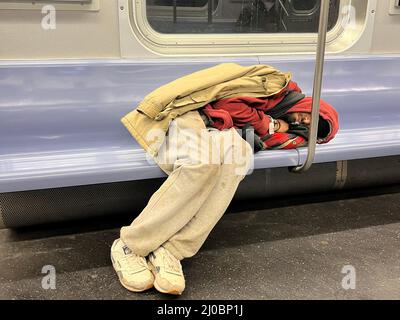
[211,98,273,136]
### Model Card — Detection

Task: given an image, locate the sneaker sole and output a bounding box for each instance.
[110,240,154,293]
[148,260,183,295]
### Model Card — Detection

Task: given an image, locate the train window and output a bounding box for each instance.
[146,0,341,34]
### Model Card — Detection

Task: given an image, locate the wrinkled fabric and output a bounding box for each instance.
[121,63,291,157]
[200,82,339,150]
[121,110,254,260]
[201,80,302,137]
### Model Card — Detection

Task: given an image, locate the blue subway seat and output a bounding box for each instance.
[1,56,400,193]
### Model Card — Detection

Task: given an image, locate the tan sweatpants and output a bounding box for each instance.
[120,110,254,260]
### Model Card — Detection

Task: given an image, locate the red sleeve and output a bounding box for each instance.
[212,98,272,137]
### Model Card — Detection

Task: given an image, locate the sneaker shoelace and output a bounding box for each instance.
[120,254,148,274]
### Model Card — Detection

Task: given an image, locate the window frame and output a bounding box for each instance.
[122,0,372,56]
[133,0,346,47]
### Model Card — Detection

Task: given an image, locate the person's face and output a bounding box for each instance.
[285,112,311,126]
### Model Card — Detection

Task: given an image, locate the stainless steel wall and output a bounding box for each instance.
[372,1,400,53]
[0,1,399,60]
[0,0,121,60]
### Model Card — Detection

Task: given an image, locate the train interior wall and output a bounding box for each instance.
[0,0,399,60]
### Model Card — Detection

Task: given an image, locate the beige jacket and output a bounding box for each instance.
[121,63,292,157]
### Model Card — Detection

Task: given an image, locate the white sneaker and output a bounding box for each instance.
[110,239,154,292]
[148,246,185,295]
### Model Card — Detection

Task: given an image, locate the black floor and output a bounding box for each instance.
[1,186,400,300]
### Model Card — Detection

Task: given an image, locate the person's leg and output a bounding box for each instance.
[120,110,222,258]
[161,127,254,260]
[145,123,253,294]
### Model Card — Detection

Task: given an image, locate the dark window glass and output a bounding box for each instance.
[291,0,318,12]
[149,0,209,7]
[146,0,341,34]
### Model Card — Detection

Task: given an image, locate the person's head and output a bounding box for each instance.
[284,112,311,126]
[282,97,339,143]
[282,112,331,140]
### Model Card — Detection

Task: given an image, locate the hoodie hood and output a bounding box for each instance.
[286,97,339,144]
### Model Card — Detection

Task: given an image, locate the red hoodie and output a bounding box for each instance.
[201,81,339,148]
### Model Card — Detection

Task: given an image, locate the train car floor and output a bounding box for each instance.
[1,186,400,300]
